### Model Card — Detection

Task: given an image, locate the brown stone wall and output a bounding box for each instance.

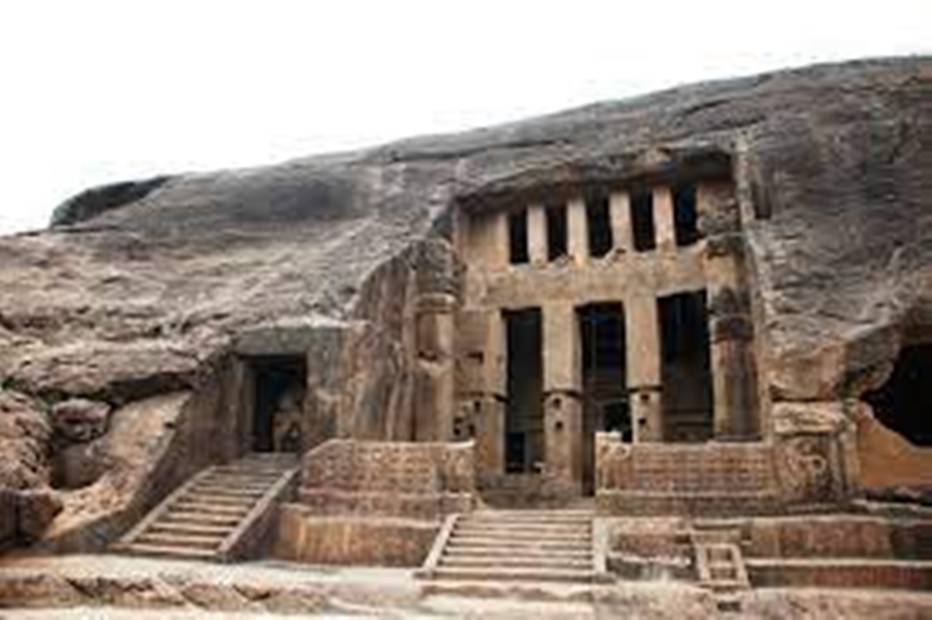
[297,439,475,520]
[273,506,437,567]
[595,432,779,515]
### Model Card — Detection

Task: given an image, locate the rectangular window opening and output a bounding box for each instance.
[545,203,568,261]
[586,194,613,257]
[508,209,529,264]
[673,184,700,246]
[630,189,656,252]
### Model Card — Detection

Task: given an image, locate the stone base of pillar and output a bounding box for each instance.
[629,386,663,442]
[456,394,505,480]
[543,390,583,490]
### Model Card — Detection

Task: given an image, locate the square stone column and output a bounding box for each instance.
[625,293,663,441]
[542,302,583,491]
[609,191,632,254]
[703,237,761,440]
[567,198,588,264]
[654,186,676,254]
[414,293,457,442]
[527,204,547,265]
[477,210,510,271]
[478,310,507,475]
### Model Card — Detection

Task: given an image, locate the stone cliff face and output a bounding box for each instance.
[0,57,930,547]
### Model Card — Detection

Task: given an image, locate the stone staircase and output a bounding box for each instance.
[418,510,610,584]
[113,453,298,561]
[690,522,750,612]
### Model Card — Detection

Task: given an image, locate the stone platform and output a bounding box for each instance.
[2,553,932,618]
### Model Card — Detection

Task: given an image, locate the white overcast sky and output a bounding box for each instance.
[0,1,929,235]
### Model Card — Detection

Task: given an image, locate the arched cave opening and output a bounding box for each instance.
[862,344,932,446]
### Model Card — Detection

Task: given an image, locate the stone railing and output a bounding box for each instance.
[595,432,780,515]
[297,439,475,519]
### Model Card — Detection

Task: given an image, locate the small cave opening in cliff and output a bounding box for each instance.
[508,209,529,264]
[250,356,307,453]
[504,308,543,473]
[578,302,628,493]
[862,345,932,446]
[586,193,613,258]
[546,203,568,261]
[673,184,701,246]
[630,189,656,252]
[658,291,714,441]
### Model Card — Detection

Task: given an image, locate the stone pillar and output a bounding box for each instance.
[413,293,457,442]
[654,185,676,253]
[609,191,632,254]
[454,309,506,479]
[567,197,588,264]
[527,204,547,265]
[625,293,663,441]
[704,236,761,439]
[480,310,507,476]
[542,302,583,491]
[486,211,510,270]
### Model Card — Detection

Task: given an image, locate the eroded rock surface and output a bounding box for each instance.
[0,56,930,547]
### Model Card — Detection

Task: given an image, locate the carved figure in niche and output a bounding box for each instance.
[51,399,111,443]
[272,386,304,453]
[781,435,832,502]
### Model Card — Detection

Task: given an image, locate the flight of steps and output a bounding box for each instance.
[690,522,750,613]
[418,510,608,584]
[113,453,298,561]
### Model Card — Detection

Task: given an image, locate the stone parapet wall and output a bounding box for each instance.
[274,505,438,566]
[298,439,475,519]
[595,432,781,515]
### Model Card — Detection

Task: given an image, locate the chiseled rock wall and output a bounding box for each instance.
[0,57,928,545]
[274,508,438,567]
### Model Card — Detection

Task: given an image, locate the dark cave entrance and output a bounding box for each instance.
[505,308,544,473]
[249,356,306,453]
[658,291,714,442]
[578,302,628,494]
[863,345,932,446]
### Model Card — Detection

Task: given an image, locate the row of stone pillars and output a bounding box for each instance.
[447,182,761,492]
[522,186,685,264]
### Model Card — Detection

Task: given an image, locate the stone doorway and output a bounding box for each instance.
[249,356,306,453]
[658,291,714,442]
[578,303,628,495]
[863,344,932,446]
[504,308,544,474]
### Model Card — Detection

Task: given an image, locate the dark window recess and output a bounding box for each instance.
[673,184,700,246]
[586,194,613,257]
[509,209,529,264]
[630,190,656,252]
[546,204,568,260]
[863,345,932,446]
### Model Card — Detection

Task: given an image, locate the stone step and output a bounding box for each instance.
[465,512,592,524]
[454,525,590,538]
[429,567,597,584]
[450,530,590,544]
[443,547,591,561]
[170,501,251,516]
[115,543,218,560]
[181,493,258,506]
[456,519,592,534]
[135,532,226,550]
[147,522,235,537]
[189,485,267,497]
[201,476,282,488]
[446,538,591,552]
[161,511,244,526]
[439,556,592,570]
